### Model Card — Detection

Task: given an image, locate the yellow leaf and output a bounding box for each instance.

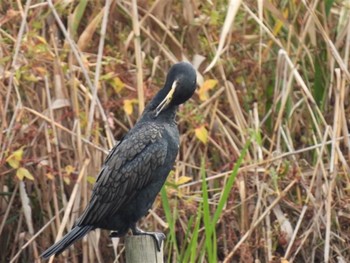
[123,99,137,115]
[16,167,34,181]
[198,79,217,101]
[34,66,48,76]
[35,35,48,44]
[65,165,75,175]
[198,91,208,101]
[63,176,71,185]
[6,147,24,169]
[273,9,288,35]
[7,158,20,169]
[87,176,96,185]
[195,126,208,144]
[24,73,39,82]
[112,77,125,93]
[45,172,54,180]
[175,176,192,185]
[203,79,218,90]
[16,170,24,180]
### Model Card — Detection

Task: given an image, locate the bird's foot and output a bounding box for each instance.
[131,226,165,251]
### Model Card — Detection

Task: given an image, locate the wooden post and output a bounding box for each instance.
[125,235,164,263]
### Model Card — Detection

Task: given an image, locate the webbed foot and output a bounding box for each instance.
[131,225,165,251]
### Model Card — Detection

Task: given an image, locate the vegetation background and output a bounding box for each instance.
[1,0,349,262]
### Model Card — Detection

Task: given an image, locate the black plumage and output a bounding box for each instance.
[41,62,197,259]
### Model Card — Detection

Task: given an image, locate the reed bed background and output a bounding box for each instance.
[1,0,350,262]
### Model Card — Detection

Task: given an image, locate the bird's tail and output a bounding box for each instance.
[41,225,93,259]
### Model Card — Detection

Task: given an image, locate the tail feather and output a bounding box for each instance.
[41,225,93,259]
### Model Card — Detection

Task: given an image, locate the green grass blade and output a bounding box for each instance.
[212,138,251,226]
[160,186,179,257]
[72,0,88,36]
[325,0,335,16]
[180,215,194,262]
[180,203,201,263]
[201,158,215,263]
[190,205,202,263]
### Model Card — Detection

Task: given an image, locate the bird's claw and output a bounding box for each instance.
[148,232,165,252]
[132,227,165,251]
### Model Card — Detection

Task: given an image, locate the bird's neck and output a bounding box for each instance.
[155,106,178,122]
[147,87,169,111]
[140,92,178,122]
[139,87,177,121]
[141,104,178,122]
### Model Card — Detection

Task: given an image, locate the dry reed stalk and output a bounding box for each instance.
[0,183,18,237]
[1,0,350,262]
[223,179,298,262]
[47,0,115,147]
[118,1,178,63]
[22,107,108,153]
[125,2,183,52]
[131,0,144,115]
[205,0,242,73]
[302,0,350,81]
[87,0,112,139]
[10,208,64,263]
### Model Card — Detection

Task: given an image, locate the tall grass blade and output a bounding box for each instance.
[160,186,179,258]
[72,0,88,36]
[212,138,252,226]
[201,158,214,262]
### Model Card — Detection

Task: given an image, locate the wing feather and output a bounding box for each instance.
[77,123,167,226]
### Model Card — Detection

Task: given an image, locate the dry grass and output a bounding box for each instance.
[1,0,350,262]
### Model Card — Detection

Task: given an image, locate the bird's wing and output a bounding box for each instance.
[77,123,168,226]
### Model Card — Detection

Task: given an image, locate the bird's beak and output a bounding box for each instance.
[155,80,177,117]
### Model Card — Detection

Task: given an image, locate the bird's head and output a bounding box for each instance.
[155,62,197,117]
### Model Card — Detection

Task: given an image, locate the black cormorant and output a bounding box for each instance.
[41,62,197,259]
